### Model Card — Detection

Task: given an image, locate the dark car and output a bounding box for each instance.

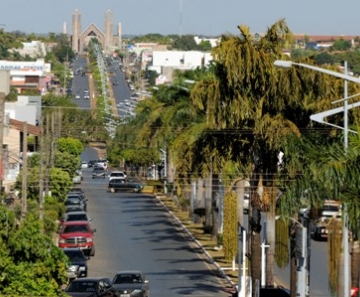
[88,160,96,168]
[259,286,291,297]
[112,271,149,297]
[65,195,86,212]
[63,211,91,224]
[112,80,119,86]
[65,277,118,297]
[108,178,144,193]
[63,248,88,279]
[92,167,106,179]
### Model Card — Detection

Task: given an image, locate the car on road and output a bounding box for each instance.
[63,248,88,280]
[108,178,144,193]
[95,159,108,169]
[58,221,96,257]
[65,195,86,212]
[75,93,81,100]
[112,80,119,86]
[88,160,96,167]
[62,211,91,224]
[65,277,118,297]
[92,167,107,179]
[108,171,126,182]
[73,174,82,185]
[81,161,88,169]
[112,270,149,297]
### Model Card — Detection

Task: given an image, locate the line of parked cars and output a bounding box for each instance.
[58,187,95,280]
[64,270,150,297]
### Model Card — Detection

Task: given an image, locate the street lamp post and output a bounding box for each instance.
[274,59,356,297]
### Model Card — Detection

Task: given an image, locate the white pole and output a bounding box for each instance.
[239,228,247,297]
[261,242,270,287]
[343,61,350,297]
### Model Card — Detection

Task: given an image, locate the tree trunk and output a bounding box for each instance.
[251,223,262,297]
[290,232,297,297]
[265,208,275,286]
[212,174,219,242]
[235,179,245,227]
[204,173,213,233]
[195,178,204,224]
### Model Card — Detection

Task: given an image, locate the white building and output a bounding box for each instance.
[5,95,42,127]
[10,41,47,58]
[148,50,213,77]
[194,36,220,48]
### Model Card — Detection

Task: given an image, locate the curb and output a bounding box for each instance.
[154,194,236,289]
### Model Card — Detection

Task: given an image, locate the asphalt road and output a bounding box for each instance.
[108,60,135,118]
[80,147,232,297]
[70,56,91,110]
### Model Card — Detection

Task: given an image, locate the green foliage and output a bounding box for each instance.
[5,87,19,102]
[57,137,84,156]
[16,167,72,202]
[172,35,199,51]
[223,192,238,262]
[0,209,68,296]
[330,39,352,51]
[130,34,172,45]
[314,51,334,65]
[55,151,81,177]
[275,217,289,268]
[0,29,24,59]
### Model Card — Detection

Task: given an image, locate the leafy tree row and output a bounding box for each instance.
[108,19,360,296]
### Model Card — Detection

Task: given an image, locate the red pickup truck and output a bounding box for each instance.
[58,221,96,257]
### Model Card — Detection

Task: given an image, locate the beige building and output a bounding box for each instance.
[2,119,40,192]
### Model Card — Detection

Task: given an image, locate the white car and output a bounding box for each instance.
[75,94,81,100]
[81,161,88,169]
[108,171,127,182]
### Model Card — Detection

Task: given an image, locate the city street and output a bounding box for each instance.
[79,148,232,297]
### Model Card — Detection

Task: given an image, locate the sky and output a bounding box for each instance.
[1,0,360,37]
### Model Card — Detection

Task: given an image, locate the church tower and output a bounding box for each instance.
[104,9,113,53]
[117,22,122,50]
[63,21,67,35]
[72,9,81,52]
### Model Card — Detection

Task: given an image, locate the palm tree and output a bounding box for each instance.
[199,19,355,293]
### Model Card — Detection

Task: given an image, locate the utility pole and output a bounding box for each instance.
[0,92,5,194]
[50,111,55,167]
[44,113,50,195]
[21,122,28,219]
[0,70,10,195]
[39,116,44,221]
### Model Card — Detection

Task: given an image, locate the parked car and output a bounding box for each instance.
[68,187,85,199]
[62,211,91,224]
[63,248,88,280]
[73,174,82,185]
[112,80,119,86]
[92,167,107,179]
[112,270,149,297]
[108,171,126,182]
[88,160,96,167]
[75,93,81,100]
[65,277,118,297]
[58,221,96,256]
[108,178,144,193]
[81,161,88,169]
[65,195,86,212]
